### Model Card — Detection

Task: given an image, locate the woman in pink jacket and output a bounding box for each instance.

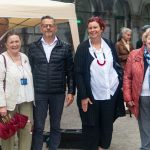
[123,28,150,150]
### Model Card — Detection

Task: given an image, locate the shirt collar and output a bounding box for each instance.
[122,39,129,45]
[89,38,111,58]
[89,38,105,50]
[41,36,58,46]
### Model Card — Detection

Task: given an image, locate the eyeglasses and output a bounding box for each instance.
[42,24,55,28]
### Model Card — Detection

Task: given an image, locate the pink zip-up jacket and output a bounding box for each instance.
[123,46,145,118]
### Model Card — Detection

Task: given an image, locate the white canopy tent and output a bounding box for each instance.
[0,0,79,50]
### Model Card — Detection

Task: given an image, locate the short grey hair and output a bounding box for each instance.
[142,28,150,44]
[121,27,132,36]
[41,15,55,24]
[141,25,150,33]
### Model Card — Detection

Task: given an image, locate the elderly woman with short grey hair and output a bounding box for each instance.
[115,27,134,68]
[123,28,150,150]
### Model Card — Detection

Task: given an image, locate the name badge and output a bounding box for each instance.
[20,78,28,85]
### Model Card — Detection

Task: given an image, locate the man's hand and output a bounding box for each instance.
[0,106,7,116]
[81,98,93,112]
[65,94,74,107]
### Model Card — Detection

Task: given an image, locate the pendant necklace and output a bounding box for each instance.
[93,48,106,66]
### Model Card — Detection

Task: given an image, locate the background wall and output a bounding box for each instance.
[56,0,150,47]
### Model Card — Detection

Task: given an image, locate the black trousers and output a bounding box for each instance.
[31,93,65,150]
[82,96,116,150]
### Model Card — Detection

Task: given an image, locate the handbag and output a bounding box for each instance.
[0,55,29,140]
[0,114,17,140]
[0,113,28,140]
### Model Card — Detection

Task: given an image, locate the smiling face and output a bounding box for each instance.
[5,34,21,55]
[145,33,150,50]
[87,21,103,40]
[40,18,57,40]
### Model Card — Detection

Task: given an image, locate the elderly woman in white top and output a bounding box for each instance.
[74,16,125,150]
[0,31,34,150]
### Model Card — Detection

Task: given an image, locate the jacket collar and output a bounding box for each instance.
[136,46,144,59]
[41,36,58,46]
[36,36,64,49]
[119,40,131,46]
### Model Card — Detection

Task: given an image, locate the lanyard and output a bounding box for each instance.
[7,52,25,78]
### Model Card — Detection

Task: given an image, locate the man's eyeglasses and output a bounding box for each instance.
[42,24,55,28]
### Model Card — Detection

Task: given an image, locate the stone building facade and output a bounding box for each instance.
[1,0,150,50]
[56,0,150,47]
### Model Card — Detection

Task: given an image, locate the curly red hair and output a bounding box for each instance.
[87,16,105,31]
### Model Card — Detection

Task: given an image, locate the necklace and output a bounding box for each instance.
[7,52,25,77]
[93,49,106,66]
[7,52,21,64]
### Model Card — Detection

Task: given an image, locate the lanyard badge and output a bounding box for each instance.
[20,78,28,85]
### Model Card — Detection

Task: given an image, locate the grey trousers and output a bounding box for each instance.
[138,96,150,150]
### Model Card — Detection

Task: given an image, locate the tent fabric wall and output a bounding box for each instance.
[0,0,79,50]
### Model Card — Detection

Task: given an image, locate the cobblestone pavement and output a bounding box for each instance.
[43,101,140,150]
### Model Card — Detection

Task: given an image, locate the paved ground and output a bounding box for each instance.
[110,116,140,150]
[43,101,141,150]
[0,100,140,150]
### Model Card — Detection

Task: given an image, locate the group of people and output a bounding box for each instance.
[0,15,150,150]
[0,16,75,150]
[116,24,150,150]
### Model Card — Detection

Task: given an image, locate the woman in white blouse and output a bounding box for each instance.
[74,16,125,150]
[0,31,34,150]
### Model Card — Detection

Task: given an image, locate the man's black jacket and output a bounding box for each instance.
[28,38,75,94]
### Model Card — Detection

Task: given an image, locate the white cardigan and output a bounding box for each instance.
[0,52,34,111]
